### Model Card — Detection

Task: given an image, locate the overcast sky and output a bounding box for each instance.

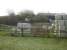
[0,0,67,16]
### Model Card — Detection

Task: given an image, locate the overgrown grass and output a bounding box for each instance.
[0,36,67,50]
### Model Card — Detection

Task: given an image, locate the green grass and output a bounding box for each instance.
[0,25,67,50]
[0,36,67,50]
[0,31,10,36]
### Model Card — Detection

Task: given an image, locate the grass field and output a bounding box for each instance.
[0,36,67,50]
[0,25,67,50]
